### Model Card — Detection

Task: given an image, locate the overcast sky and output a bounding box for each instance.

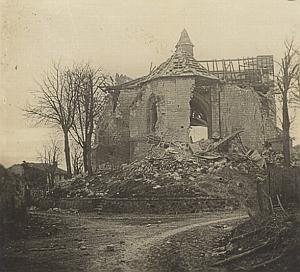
[1,0,300,168]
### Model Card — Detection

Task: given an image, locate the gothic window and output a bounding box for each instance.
[148,95,158,132]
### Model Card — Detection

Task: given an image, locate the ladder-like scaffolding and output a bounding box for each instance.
[198,55,274,88]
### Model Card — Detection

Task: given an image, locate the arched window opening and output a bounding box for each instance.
[150,101,158,132]
[189,98,209,142]
[147,95,158,133]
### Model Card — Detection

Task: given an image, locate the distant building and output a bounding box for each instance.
[92,29,278,168]
[9,162,68,196]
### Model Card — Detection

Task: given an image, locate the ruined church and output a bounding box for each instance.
[92,30,278,168]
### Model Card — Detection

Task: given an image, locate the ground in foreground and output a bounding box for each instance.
[2,210,299,272]
[1,210,246,272]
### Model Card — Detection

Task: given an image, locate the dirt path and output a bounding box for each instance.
[1,211,247,272]
[120,214,248,272]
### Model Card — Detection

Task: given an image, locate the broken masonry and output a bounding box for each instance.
[92,29,278,169]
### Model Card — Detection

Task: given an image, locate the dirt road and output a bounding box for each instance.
[1,211,247,272]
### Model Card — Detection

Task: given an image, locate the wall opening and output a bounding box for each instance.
[147,95,158,132]
[189,126,208,143]
[189,98,209,142]
[150,101,158,132]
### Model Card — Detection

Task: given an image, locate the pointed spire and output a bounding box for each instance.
[176,29,194,56]
[176,29,193,47]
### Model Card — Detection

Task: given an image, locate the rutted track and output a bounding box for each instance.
[119,214,248,272]
[1,211,247,272]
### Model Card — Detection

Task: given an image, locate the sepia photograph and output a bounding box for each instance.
[1,0,300,271]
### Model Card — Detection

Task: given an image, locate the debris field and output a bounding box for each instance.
[53,148,262,210]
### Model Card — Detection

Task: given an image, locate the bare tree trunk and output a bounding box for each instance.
[86,137,93,176]
[64,130,72,177]
[82,144,88,173]
[71,143,83,176]
[86,115,93,176]
[282,92,291,166]
[69,64,110,177]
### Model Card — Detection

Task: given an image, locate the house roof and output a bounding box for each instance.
[145,49,217,81]
[11,162,68,176]
[28,163,67,175]
[105,30,218,91]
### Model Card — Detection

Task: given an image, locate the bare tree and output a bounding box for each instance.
[290,50,300,106]
[37,138,61,189]
[71,142,83,176]
[24,63,80,177]
[276,40,300,166]
[70,64,110,176]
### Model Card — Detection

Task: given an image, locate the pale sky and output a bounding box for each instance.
[1,0,300,168]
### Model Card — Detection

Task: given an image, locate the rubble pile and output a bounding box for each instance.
[48,131,271,211]
[52,146,262,207]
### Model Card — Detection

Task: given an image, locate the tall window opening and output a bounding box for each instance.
[189,98,209,142]
[150,101,158,132]
[148,95,158,133]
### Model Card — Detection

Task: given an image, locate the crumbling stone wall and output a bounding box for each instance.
[98,197,238,214]
[129,77,194,160]
[35,197,239,214]
[212,85,277,150]
[93,89,140,168]
[93,77,277,166]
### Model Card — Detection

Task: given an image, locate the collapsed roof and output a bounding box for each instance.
[106,29,218,91]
